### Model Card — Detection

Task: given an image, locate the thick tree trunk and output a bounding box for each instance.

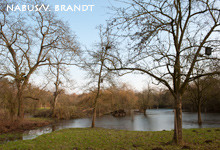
[198,103,202,125]
[16,76,30,121]
[17,89,24,120]
[173,96,183,145]
[52,94,58,117]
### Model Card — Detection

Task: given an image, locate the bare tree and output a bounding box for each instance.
[0,0,78,120]
[83,26,115,128]
[187,71,217,125]
[106,0,220,144]
[48,45,79,117]
[138,83,154,115]
[49,61,64,118]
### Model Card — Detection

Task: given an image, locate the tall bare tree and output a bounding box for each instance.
[0,0,78,120]
[106,0,220,144]
[48,45,79,117]
[83,26,115,128]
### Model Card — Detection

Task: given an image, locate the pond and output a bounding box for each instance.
[22,109,220,140]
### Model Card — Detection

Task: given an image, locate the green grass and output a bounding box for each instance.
[37,107,50,110]
[0,128,219,150]
[0,133,22,145]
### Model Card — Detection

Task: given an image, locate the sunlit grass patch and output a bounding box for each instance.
[0,128,219,150]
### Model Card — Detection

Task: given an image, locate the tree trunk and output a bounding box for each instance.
[91,105,97,128]
[131,109,134,121]
[52,94,58,117]
[17,89,24,120]
[16,76,30,121]
[91,54,104,128]
[91,91,100,128]
[198,103,202,125]
[143,108,147,116]
[173,96,183,145]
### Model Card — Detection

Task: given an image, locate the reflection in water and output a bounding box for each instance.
[22,109,220,140]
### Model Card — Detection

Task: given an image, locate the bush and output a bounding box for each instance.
[53,106,85,120]
[33,108,51,118]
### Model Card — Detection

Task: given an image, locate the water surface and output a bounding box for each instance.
[23,109,220,140]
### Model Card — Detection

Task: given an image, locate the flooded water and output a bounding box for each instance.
[22,109,220,140]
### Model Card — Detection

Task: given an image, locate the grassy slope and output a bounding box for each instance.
[0,128,219,150]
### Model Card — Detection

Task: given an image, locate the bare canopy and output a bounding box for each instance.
[106,0,220,144]
[0,0,79,120]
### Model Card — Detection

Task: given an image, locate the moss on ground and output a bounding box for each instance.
[0,128,219,150]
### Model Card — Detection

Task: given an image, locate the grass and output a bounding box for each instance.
[0,128,219,150]
[37,107,50,110]
[0,133,23,145]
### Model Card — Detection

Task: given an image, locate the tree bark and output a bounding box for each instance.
[16,76,30,120]
[52,94,59,117]
[173,95,183,145]
[91,105,97,128]
[91,84,101,128]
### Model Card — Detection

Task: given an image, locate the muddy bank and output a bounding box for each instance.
[0,118,54,134]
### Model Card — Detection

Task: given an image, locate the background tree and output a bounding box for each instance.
[186,74,217,125]
[0,0,78,120]
[76,83,138,117]
[83,26,115,128]
[110,83,138,111]
[137,83,154,115]
[106,0,220,144]
[47,42,79,117]
[156,89,174,109]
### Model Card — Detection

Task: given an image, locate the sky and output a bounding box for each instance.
[46,0,112,46]
[28,0,152,94]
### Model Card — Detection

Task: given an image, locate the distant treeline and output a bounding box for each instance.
[0,75,219,120]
